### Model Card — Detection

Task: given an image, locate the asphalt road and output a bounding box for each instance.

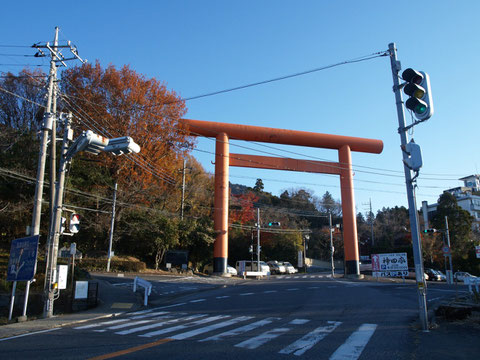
[0,273,473,360]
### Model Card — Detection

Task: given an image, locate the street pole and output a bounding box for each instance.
[181,159,186,220]
[389,42,428,331]
[257,208,260,272]
[23,27,59,321]
[43,113,72,318]
[369,198,375,247]
[329,212,335,277]
[445,216,454,284]
[106,182,118,272]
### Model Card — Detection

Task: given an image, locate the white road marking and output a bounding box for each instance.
[130,311,170,319]
[287,288,299,291]
[263,290,278,293]
[235,328,290,349]
[190,299,206,303]
[329,323,377,360]
[170,316,253,340]
[96,319,152,331]
[128,302,186,315]
[216,295,230,299]
[240,292,254,296]
[116,314,207,335]
[308,287,320,289]
[199,317,280,342]
[139,315,230,338]
[0,327,61,342]
[289,319,310,325]
[279,321,342,356]
[74,318,129,330]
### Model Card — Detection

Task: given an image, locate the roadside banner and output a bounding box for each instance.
[475,245,480,259]
[371,252,408,278]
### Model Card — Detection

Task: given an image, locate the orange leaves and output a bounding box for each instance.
[230,192,258,224]
[61,61,194,202]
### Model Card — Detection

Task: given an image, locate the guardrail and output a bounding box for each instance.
[133,276,152,306]
[464,277,480,294]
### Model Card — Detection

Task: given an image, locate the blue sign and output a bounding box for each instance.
[7,235,39,282]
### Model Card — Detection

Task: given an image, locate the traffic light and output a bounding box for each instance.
[424,228,437,234]
[60,217,66,234]
[402,68,434,121]
[69,213,80,233]
[268,222,281,227]
[403,139,423,171]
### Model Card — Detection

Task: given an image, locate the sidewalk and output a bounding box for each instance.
[0,277,143,340]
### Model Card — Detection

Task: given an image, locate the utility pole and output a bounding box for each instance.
[106,182,118,272]
[389,42,428,331]
[257,208,261,272]
[181,159,186,220]
[29,27,86,318]
[44,113,72,318]
[369,198,374,247]
[23,27,60,321]
[329,212,335,277]
[445,216,454,284]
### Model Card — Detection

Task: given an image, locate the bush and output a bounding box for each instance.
[77,258,146,272]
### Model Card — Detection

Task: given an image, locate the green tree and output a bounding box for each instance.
[253,178,264,192]
[432,192,474,264]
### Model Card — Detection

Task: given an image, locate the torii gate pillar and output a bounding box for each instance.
[339,145,359,275]
[213,133,229,273]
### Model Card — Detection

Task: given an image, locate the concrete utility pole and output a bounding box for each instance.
[24,27,60,321]
[44,113,72,318]
[445,216,454,284]
[181,159,186,220]
[329,212,335,277]
[257,208,261,272]
[389,42,428,331]
[106,182,118,272]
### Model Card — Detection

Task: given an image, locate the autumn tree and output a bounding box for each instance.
[61,62,195,205]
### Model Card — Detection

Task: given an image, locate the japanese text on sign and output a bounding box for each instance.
[371,252,408,278]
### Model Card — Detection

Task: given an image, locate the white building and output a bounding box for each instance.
[422,175,480,229]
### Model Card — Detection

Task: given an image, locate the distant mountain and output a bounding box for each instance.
[229,182,252,196]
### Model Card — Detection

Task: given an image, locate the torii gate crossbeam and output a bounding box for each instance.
[183,119,383,277]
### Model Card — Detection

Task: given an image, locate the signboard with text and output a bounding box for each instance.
[6,235,39,282]
[476,245,480,259]
[371,252,408,278]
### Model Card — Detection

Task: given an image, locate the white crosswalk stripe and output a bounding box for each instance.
[279,321,342,356]
[139,315,229,338]
[116,314,207,335]
[170,316,253,340]
[199,317,280,342]
[73,311,377,357]
[235,327,291,349]
[329,323,377,360]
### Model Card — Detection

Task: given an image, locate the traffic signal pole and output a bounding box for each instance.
[388,43,428,331]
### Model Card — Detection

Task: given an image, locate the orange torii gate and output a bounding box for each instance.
[183,119,383,277]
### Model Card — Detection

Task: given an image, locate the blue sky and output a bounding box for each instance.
[1,1,479,214]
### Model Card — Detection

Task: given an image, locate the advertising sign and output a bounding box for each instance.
[7,235,39,282]
[476,245,480,259]
[57,265,68,290]
[75,281,89,299]
[371,252,408,278]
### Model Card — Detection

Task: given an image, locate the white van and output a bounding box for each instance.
[236,260,271,276]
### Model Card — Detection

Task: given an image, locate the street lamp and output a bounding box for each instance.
[43,117,141,318]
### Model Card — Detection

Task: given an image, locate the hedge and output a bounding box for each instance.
[77,258,146,272]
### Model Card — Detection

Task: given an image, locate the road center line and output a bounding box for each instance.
[87,338,173,360]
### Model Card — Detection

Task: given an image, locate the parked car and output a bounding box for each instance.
[454,271,477,282]
[359,260,372,272]
[408,268,429,281]
[235,260,271,276]
[425,268,446,281]
[267,261,286,275]
[281,261,297,274]
[203,264,237,276]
